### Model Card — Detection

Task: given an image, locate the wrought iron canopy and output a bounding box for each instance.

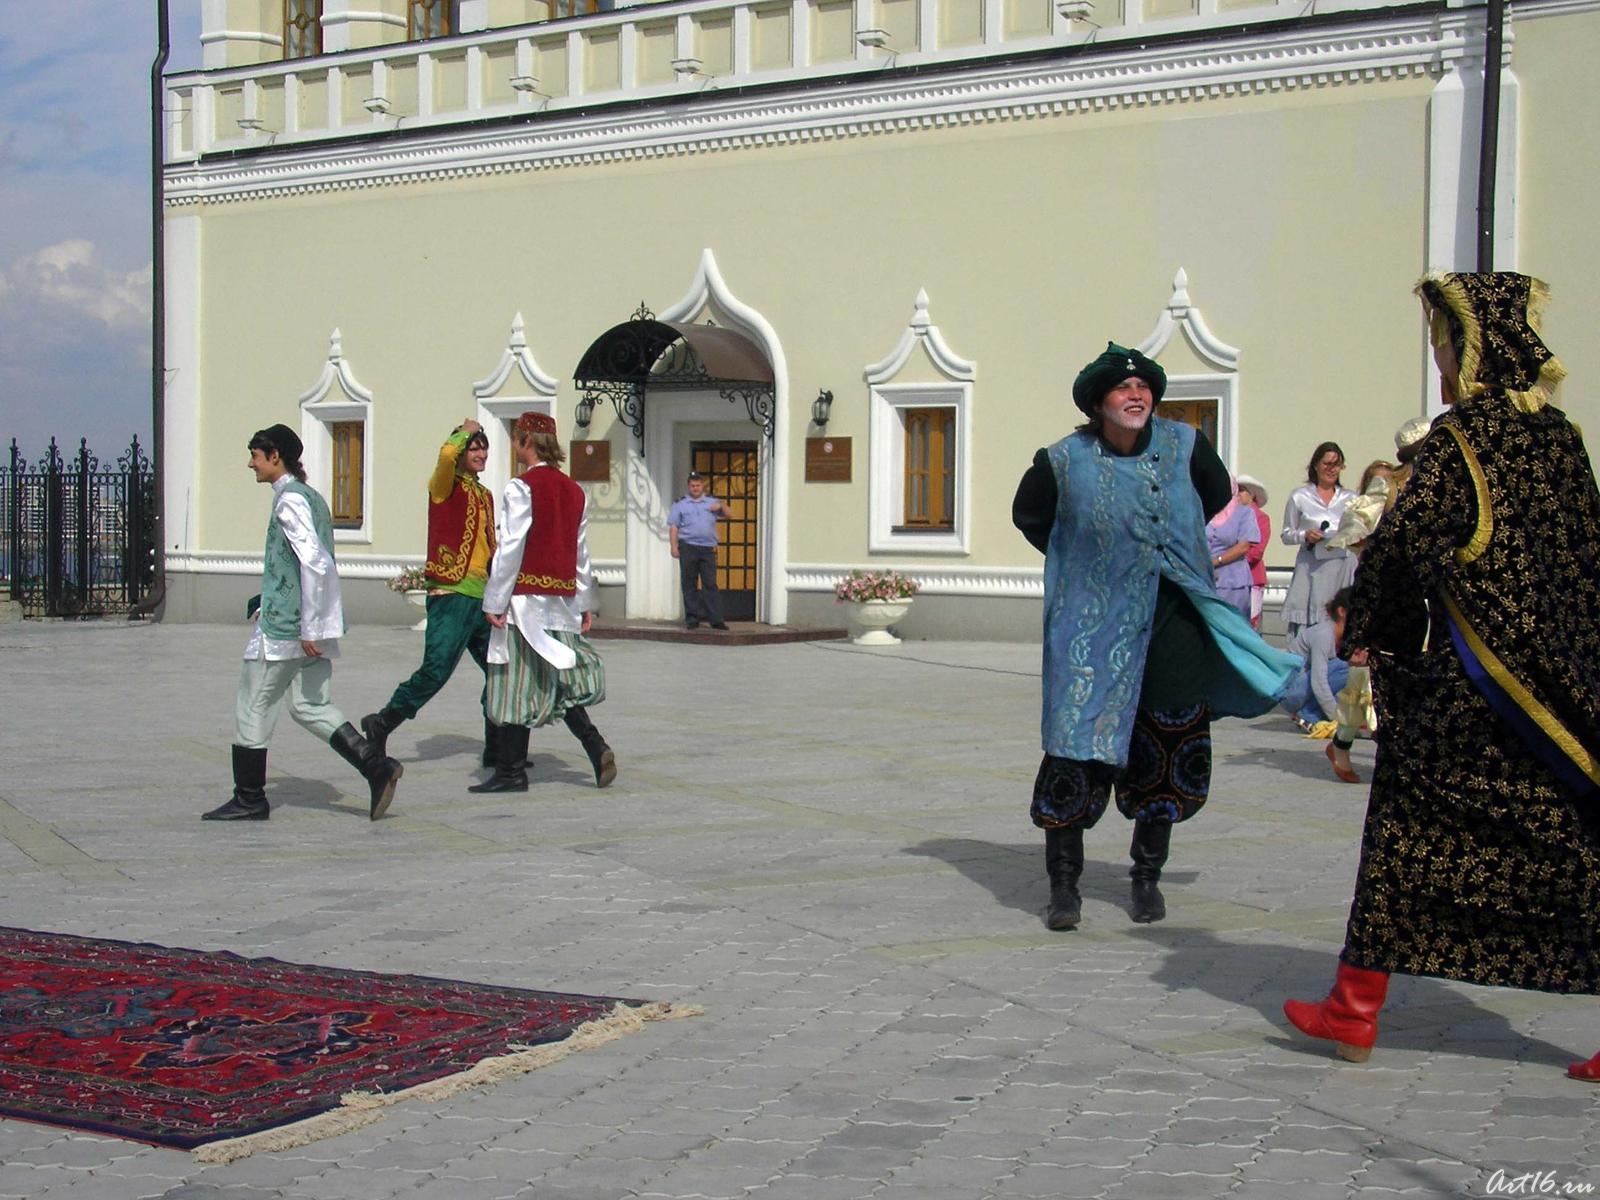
[573,306,776,442]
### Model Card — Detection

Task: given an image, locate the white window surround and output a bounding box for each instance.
[471,311,559,504]
[298,328,375,544]
[1135,268,1242,470]
[865,290,975,555]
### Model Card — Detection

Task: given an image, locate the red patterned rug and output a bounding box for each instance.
[0,927,695,1161]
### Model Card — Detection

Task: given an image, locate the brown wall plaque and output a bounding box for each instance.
[570,439,611,482]
[805,436,852,482]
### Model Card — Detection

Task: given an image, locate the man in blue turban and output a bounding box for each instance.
[1013,342,1298,929]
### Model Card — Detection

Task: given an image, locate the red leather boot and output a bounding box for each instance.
[1568,1052,1600,1081]
[1283,961,1390,1063]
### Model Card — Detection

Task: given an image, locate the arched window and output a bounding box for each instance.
[283,0,322,59]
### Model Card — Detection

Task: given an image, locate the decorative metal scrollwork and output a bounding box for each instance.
[721,385,776,441]
[574,381,646,441]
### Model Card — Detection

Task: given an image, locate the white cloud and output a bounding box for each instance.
[1,239,152,332]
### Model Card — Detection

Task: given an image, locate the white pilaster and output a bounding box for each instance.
[163,215,203,558]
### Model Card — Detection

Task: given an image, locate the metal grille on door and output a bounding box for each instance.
[690,441,758,621]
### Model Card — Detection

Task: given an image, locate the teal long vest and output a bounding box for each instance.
[258,479,337,642]
[1041,417,1298,765]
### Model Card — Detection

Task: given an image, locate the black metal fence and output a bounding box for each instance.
[3,437,157,618]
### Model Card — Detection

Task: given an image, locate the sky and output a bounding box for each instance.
[0,2,201,459]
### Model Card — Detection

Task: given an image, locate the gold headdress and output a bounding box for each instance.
[1415,272,1565,414]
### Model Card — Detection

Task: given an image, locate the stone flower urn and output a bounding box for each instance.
[848,598,912,646]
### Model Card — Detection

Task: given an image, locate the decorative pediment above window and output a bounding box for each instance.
[474,312,558,501]
[298,328,374,543]
[472,312,559,401]
[864,290,977,385]
[1135,268,1241,370]
[1134,269,1242,468]
[865,290,975,555]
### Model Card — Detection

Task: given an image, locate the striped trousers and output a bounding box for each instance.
[485,628,606,728]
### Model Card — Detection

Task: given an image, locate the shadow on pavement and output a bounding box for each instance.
[904,836,1198,922]
[1129,924,1580,1069]
[410,732,484,763]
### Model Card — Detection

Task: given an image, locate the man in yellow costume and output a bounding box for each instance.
[360,419,500,765]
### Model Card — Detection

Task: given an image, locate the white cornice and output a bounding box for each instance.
[165,10,1469,206]
[788,563,1046,597]
[168,551,627,586]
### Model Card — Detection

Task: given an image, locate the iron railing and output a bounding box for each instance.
[3,437,157,618]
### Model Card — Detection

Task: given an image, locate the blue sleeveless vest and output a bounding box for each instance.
[1041,418,1298,765]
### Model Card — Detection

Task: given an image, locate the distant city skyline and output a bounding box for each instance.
[0,3,201,457]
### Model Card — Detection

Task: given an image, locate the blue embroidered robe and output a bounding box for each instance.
[1042,417,1299,765]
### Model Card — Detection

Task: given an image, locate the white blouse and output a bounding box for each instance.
[483,463,597,669]
[1280,484,1357,551]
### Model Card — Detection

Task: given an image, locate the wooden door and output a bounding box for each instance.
[690,441,759,621]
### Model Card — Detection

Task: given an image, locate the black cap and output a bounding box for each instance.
[687,470,705,480]
[251,422,303,463]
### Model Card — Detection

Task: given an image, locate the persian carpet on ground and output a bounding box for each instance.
[0,926,695,1161]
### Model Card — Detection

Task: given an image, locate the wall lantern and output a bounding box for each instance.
[812,389,834,428]
[574,394,597,433]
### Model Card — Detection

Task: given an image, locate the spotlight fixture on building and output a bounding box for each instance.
[509,74,543,94]
[671,56,706,82]
[363,95,392,115]
[854,28,893,49]
[812,389,835,429]
[1054,0,1100,22]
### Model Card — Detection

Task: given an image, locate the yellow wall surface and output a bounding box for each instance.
[178,25,1600,581]
[1511,11,1600,439]
[185,76,1444,572]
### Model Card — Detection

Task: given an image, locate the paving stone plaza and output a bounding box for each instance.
[1,620,1596,1200]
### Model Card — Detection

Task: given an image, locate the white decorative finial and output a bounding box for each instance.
[1169,268,1191,311]
[510,312,527,348]
[911,289,931,331]
[328,328,344,361]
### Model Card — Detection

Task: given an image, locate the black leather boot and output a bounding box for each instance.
[1044,826,1084,930]
[482,717,499,768]
[329,722,404,820]
[358,705,407,759]
[202,745,270,821]
[563,706,616,788]
[1129,819,1172,924]
[470,723,530,793]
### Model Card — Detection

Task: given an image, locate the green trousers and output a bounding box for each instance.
[385,591,492,719]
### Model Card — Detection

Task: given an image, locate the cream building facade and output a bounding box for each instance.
[162,0,1600,636]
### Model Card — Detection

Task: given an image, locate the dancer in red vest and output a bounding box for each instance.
[474,412,615,793]
[360,419,499,765]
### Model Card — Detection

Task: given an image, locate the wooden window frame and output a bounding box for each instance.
[407,0,457,40]
[895,407,956,533]
[329,421,365,529]
[283,0,323,59]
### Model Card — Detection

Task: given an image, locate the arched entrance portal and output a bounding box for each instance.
[573,305,776,623]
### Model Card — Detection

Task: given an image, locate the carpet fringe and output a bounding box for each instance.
[193,1000,701,1164]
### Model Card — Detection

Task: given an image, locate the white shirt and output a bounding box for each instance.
[243,476,344,662]
[483,463,596,668]
[1280,483,1357,559]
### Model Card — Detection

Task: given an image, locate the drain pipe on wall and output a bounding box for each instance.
[134,1,171,619]
[1476,0,1505,271]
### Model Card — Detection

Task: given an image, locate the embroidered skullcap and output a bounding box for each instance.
[1415,272,1565,413]
[1071,342,1166,415]
[251,423,303,463]
[515,411,558,437]
[1235,474,1268,507]
[1393,417,1431,453]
